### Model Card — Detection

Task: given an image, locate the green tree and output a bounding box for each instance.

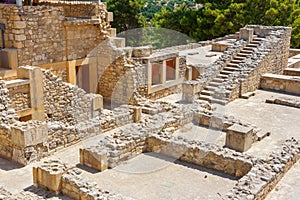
[106,0,147,33]
[153,0,300,48]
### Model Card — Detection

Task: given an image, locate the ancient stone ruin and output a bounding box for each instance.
[0,1,299,200]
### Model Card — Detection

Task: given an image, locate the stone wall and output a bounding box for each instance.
[37,2,108,19]
[0,5,66,66]
[33,159,132,199]
[218,26,292,101]
[260,73,300,95]
[6,80,31,112]
[226,138,300,200]
[0,4,110,70]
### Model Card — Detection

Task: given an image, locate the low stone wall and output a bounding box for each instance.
[146,135,253,177]
[80,104,194,169]
[284,68,300,76]
[260,73,300,95]
[266,96,300,109]
[226,138,300,200]
[33,159,132,199]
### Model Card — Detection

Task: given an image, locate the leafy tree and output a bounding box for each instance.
[154,0,300,48]
[106,0,147,33]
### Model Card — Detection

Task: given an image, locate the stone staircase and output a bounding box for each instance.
[199,36,265,104]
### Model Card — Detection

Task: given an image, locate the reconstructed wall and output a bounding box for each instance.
[0,5,66,66]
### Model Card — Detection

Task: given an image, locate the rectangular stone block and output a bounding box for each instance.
[80,149,108,171]
[92,94,103,111]
[132,107,142,123]
[11,123,48,148]
[106,12,113,22]
[33,159,70,195]
[226,124,254,152]
[0,48,18,69]
[239,28,254,42]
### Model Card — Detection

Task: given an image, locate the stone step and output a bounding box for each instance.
[223,66,240,71]
[209,81,222,87]
[247,43,259,48]
[250,40,261,45]
[244,46,255,51]
[231,59,242,64]
[217,74,229,79]
[240,49,253,54]
[205,85,218,91]
[220,70,234,75]
[233,56,246,60]
[253,37,264,41]
[237,53,250,57]
[227,63,240,68]
[211,98,228,105]
[212,77,225,83]
[199,94,212,102]
[201,90,215,96]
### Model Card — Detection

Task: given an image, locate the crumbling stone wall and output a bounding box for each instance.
[33,159,132,199]
[6,81,31,112]
[227,138,300,200]
[36,2,108,19]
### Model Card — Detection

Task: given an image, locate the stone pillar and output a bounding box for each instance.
[132,106,142,123]
[33,159,71,195]
[17,66,45,121]
[67,60,76,85]
[239,28,254,42]
[225,124,254,152]
[80,149,108,171]
[161,60,166,84]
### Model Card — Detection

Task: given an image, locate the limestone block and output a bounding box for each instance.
[132,107,142,123]
[212,42,229,52]
[132,46,153,58]
[80,149,108,171]
[226,124,254,152]
[13,21,26,29]
[106,12,113,22]
[109,28,116,37]
[111,37,125,48]
[33,159,70,195]
[11,123,48,148]
[0,48,18,69]
[15,34,26,41]
[92,94,103,111]
[239,28,254,42]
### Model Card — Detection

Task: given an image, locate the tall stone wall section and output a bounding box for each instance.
[0,5,66,66]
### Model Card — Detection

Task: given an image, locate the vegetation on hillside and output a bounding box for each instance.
[105,0,300,48]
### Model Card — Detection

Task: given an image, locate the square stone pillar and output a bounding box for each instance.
[33,160,71,195]
[132,106,142,123]
[17,66,45,121]
[80,149,108,171]
[226,124,254,152]
[239,28,254,42]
